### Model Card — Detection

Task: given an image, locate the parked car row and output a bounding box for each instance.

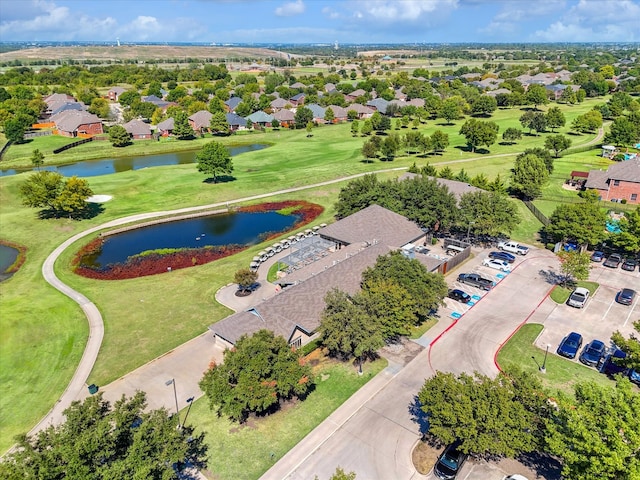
[594,251,640,271]
[556,332,639,386]
[566,285,636,307]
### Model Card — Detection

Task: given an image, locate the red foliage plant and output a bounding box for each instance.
[73,200,324,280]
[0,240,27,274]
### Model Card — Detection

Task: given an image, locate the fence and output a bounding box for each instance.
[52,137,93,154]
[438,238,472,275]
[523,200,550,226]
[24,130,52,139]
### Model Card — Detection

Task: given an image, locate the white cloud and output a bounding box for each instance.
[532,0,640,42]
[275,0,305,17]
[322,6,341,19]
[351,0,459,22]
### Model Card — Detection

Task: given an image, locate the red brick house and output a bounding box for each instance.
[123,119,152,139]
[188,110,213,133]
[108,87,127,101]
[53,111,103,137]
[585,159,640,204]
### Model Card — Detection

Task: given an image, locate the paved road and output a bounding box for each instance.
[260,248,559,480]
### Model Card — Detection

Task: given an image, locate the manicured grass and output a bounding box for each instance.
[550,281,600,304]
[0,97,610,451]
[497,323,614,397]
[267,262,288,283]
[409,317,438,339]
[191,355,387,480]
[507,197,545,245]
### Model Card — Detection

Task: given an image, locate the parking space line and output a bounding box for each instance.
[623,297,639,327]
[602,297,616,321]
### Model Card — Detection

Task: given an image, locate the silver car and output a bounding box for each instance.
[567,287,590,308]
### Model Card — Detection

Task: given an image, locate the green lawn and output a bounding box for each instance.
[0,97,609,451]
[497,323,614,396]
[550,281,600,304]
[191,357,387,480]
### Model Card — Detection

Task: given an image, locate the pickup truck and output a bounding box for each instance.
[457,273,494,291]
[497,240,529,256]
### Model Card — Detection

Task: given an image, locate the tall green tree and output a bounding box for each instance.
[609,206,640,254]
[88,97,110,119]
[418,368,550,457]
[545,380,640,480]
[234,268,258,293]
[458,191,520,236]
[20,172,93,218]
[510,153,549,199]
[459,118,499,152]
[611,321,640,371]
[294,106,313,129]
[108,124,130,147]
[358,279,418,338]
[319,288,385,362]
[440,98,462,123]
[525,84,549,109]
[196,140,234,183]
[544,201,608,246]
[209,111,230,135]
[544,134,572,158]
[0,392,207,480]
[172,110,195,140]
[430,130,449,154]
[605,116,640,146]
[470,96,497,117]
[502,127,522,144]
[30,149,44,170]
[545,106,566,132]
[361,251,447,320]
[199,330,314,422]
[557,251,592,286]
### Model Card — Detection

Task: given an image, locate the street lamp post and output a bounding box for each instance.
[540,344,551,373]
[165,378,180,425]
[182,396,195,427]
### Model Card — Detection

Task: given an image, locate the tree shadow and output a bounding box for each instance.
[408,395,430,436]
[203,175,236,184]
[499,141,516,146]
[537,268,571,286]
[567,131,583,136]
[38,203,105,220]
[516,451,563,480]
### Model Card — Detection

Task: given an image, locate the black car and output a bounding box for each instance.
[448,289,471,303]
[579,340,606,367]
[601,348,628,376]
[557,332,583,359]
[434,442,467,480]
[603,253,623,268]
[488,251,516,263]
[617,288,637,306]
[621,258,638,272]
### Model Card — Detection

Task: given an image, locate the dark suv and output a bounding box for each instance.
[434,442,467,479]
[622,258,638,272]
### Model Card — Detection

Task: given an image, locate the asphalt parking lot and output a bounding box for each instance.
[534,261,639,367]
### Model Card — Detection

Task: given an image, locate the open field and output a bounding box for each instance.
[0,98,608,451]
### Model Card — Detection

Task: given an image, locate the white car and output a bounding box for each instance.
[482,258,511,272]
[567,287,590,308]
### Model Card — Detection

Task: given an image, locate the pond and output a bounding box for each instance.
[0,244,19,282]
[79,210,299,270]
[0,143,268,178]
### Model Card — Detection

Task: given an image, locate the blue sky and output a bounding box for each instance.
[1,0,639,44]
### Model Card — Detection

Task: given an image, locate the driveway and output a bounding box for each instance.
[261,247,560,480]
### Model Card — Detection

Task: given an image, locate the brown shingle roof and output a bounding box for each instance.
[123,119,151,136]
[54,111,102,133]
[608,159,640,183]
[210,243,391,345]
[320,204,424,247]
[189,110,213,130]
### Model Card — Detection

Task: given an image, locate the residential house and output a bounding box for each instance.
[123,119,152,139]
[271,109,295,128]
[156,117,174,137]
[225,112,247,131]
[545,84,580,101]
[141,95,175,111]
[289,93,306,106]
[290,82,306,90]
[345,103,374,119]
[366,97,389,114]
[305,104,326,123]
[344,88,366,103]
[585,159,640,204]
[52,110,103,137]
[246,111,274,129]
[270,97,290,111]
[325,105,348,123]
[399,173,482,204]
[189,110,213,133]
[225,97,243,113]
[107,87,127,102]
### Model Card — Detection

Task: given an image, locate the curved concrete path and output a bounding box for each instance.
[31,166,409,435]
